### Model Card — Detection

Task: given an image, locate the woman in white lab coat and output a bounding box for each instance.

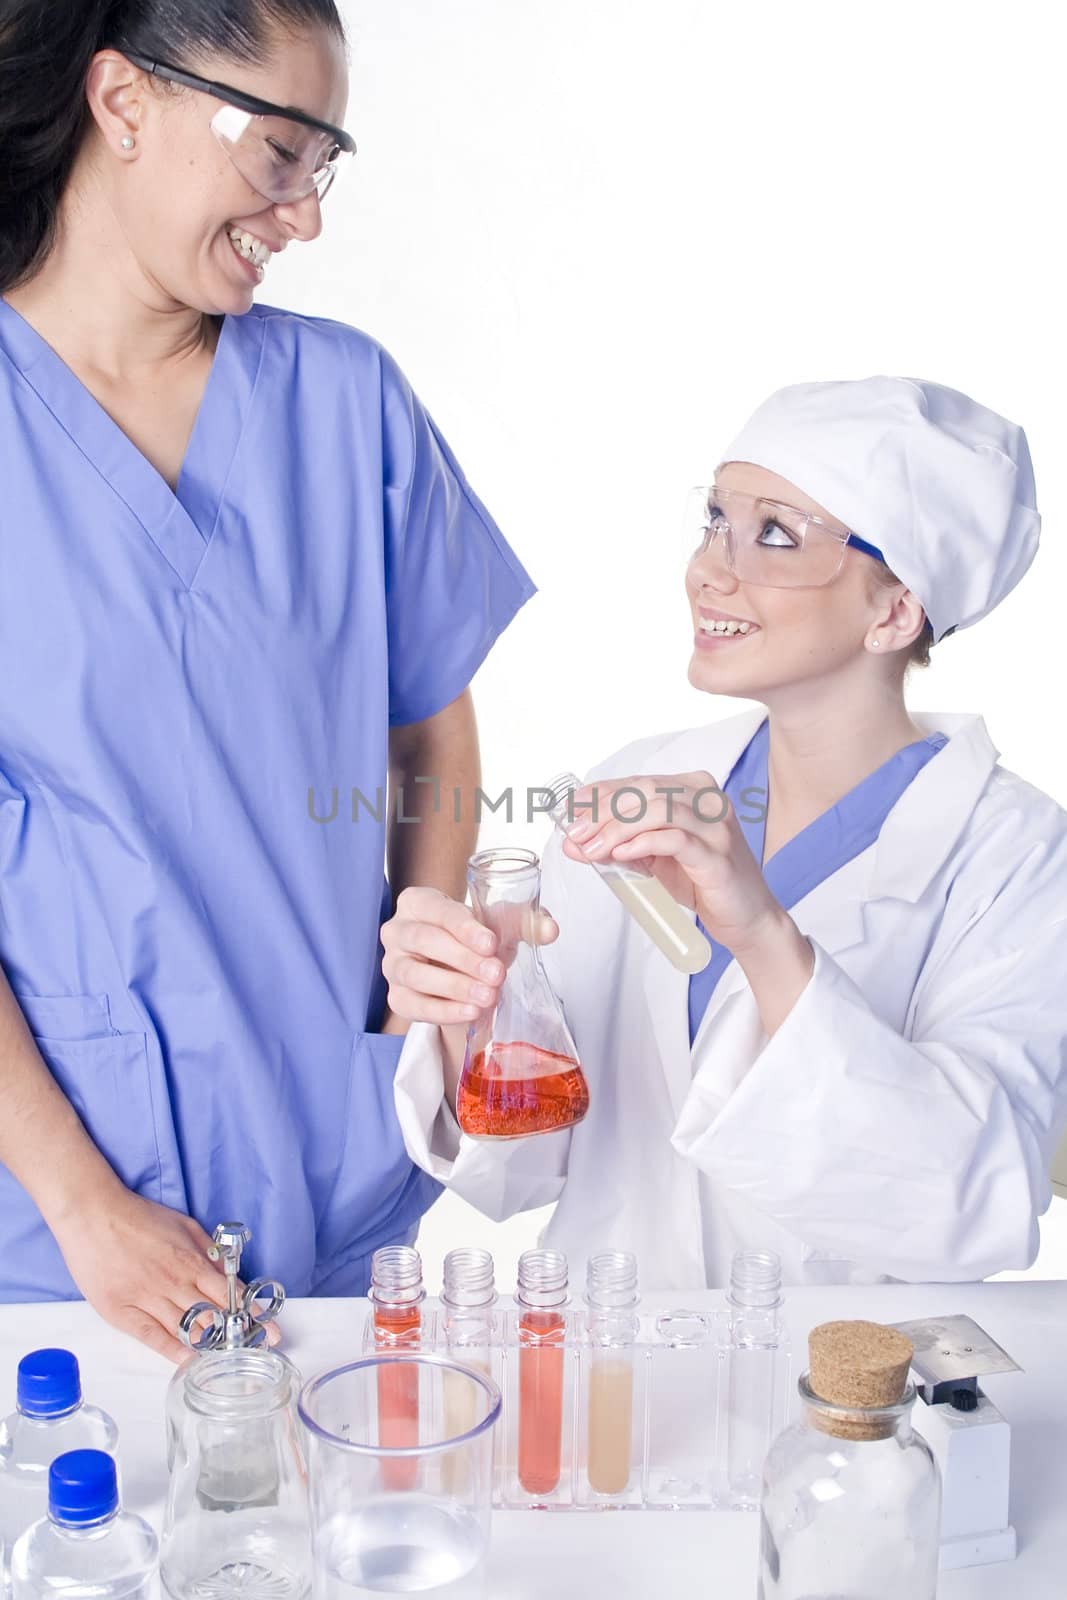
[381,377,1067,1287]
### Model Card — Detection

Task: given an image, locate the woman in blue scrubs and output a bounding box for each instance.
[0,0,532,1355]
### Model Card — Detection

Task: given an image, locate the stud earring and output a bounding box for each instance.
[121,135,135,150]
[870,638,881,649]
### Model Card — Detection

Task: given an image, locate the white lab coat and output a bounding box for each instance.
[394,707,1067,1287]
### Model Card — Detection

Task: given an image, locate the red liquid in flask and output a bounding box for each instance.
[456,1041,590,1139]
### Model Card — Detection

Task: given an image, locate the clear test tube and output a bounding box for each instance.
[546,772,712,975]
[516,1249,569,1496]
[584,1251,640,1496]
[441,1248,497,1492]
[369,1246,425,1490]
[723,1249,785,1510]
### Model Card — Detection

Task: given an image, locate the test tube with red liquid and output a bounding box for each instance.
[370,1245,424,1489]
[516,1248,569,1497]
[456,848,589,1142]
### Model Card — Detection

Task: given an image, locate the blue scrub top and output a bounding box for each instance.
[688,720,949,1044]
[0,299,535,1300]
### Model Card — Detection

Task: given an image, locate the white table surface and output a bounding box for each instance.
[2,1281,1062,1598]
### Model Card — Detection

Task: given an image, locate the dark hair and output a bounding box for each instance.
[869,558,935,669]
[0,0,346,292]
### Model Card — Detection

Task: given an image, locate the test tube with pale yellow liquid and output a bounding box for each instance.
[546,773,712,974]
[585,1251,641,1496]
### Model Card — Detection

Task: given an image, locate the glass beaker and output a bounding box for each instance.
[298,1355,501,1599]
[161,1348,310,1599]
[455,847,589,1140]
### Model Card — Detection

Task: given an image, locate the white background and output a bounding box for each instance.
[266,1,1066,1288]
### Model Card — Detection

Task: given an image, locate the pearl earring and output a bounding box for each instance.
[121,136,135,150]
[870,639,881,649]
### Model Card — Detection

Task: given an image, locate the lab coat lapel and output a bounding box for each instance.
[641,707,1000,1115]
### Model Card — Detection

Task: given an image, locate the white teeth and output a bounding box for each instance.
[227,226,272,270]
[700,619,754,635]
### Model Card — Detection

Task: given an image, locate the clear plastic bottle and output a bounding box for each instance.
[11,1449,156,1600]
[456,847,589,1140]
[546,772,712,974]
[516,1249,569,1497]
[0,1349,118,1595]
[720,1249,786,1510]
[758,1320,941,1599]
[584,1251,640,1497]
[370,1246,425,1491]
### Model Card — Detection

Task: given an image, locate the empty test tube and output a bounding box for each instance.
[442,1248,497,1491]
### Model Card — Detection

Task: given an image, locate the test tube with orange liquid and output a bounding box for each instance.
[369,1245,424,1490]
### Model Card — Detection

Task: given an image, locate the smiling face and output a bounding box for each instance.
[686,460,917,703]
[84,26,349,315]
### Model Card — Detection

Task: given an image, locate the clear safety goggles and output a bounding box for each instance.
[124,52,356,203]
[683,485,885,590]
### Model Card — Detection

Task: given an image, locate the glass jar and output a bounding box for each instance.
[160,1348,310,1599]
[758,1371,941,1598]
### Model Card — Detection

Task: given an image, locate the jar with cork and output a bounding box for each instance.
[757,1320,941,1599]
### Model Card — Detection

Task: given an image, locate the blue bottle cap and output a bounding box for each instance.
[48,1450,118,1525]
[16,1349,82,1418]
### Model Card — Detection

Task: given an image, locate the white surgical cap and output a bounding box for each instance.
[718,376,1041,643]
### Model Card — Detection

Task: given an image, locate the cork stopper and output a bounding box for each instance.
[806,1321,915,1441]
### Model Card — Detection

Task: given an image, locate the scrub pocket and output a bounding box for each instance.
[315,1029,438,1266]
[0,991,189,1299]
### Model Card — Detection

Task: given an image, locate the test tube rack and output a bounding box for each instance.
[363,1299,792,1512]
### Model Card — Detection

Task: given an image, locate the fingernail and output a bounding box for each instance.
[583,835,607,856]
[479,960,501,980]
[462,1004,480,1019]
[472,983,495,1005]
[476,931,494,952]
[568,822,594,842]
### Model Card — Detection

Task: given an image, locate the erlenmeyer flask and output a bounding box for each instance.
[456,847,589,1140]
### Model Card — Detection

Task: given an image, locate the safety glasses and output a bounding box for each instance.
[683,485,885,590]
[124,51,356,203]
